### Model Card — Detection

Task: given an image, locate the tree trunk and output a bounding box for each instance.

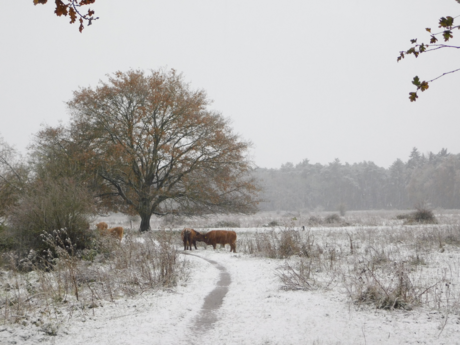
[139,210,152,232]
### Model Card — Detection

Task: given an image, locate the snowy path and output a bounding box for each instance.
[2,250,460,345]
[185,253,231,334]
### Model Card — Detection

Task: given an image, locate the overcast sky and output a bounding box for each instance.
[1,1,459,169]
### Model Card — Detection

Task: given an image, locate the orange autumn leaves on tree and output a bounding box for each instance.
[55,69,259,231]
[33,0,98,32]
[398,10,460,102]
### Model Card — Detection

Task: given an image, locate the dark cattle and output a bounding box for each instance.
[202,230,237,253]
[181,229,191,250]
[180,228,204,250]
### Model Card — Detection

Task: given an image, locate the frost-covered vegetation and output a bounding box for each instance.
[236,210,460,316]
[0,229,187,333]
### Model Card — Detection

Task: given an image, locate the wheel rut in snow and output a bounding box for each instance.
[183,253,231,333]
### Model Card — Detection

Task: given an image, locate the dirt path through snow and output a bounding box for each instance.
[184,253,231,334]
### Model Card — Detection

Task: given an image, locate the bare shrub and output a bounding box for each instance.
[348,261,420,310]
[399,203,438,225]
[325,214,341,224]
[240,228,327,261]
[240,230,306,259]
[276,230,301,258]
[251,232,277,258]
[240,229,333,291]
[5,176,95,261]
[413,205,437,223]
[308,216,322,226]
[276,259,315,290]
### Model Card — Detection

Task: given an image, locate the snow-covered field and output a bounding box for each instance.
[2,210,460,345]
[2,244,460,345]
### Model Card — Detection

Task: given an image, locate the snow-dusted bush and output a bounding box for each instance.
[397,203,437,225]
[4,176,95,262]
[324,213,341,224]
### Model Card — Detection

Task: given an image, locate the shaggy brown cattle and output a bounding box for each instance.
[180,228,204,250]
[106,227,124,241]
[96,222,108,231]
[97,222,124,241]
[202,230,237,253]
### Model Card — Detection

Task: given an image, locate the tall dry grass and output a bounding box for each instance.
[0,229,189,331]
[239,222,460,315]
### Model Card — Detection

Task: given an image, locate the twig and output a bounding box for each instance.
[428,68,460,83]
[438,313,449,338]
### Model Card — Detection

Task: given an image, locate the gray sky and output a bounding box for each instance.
[1,1,459,169]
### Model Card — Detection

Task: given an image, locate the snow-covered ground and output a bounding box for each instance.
[2,246,460,345]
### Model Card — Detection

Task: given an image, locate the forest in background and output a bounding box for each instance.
[256,148,460,212]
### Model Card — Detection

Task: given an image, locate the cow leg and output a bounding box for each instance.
[193,240,198,250]
[184,231,192,250]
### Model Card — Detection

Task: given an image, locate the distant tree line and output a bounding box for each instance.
[255,148,460,211]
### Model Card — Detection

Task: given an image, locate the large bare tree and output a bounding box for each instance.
[59,69,258,231]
